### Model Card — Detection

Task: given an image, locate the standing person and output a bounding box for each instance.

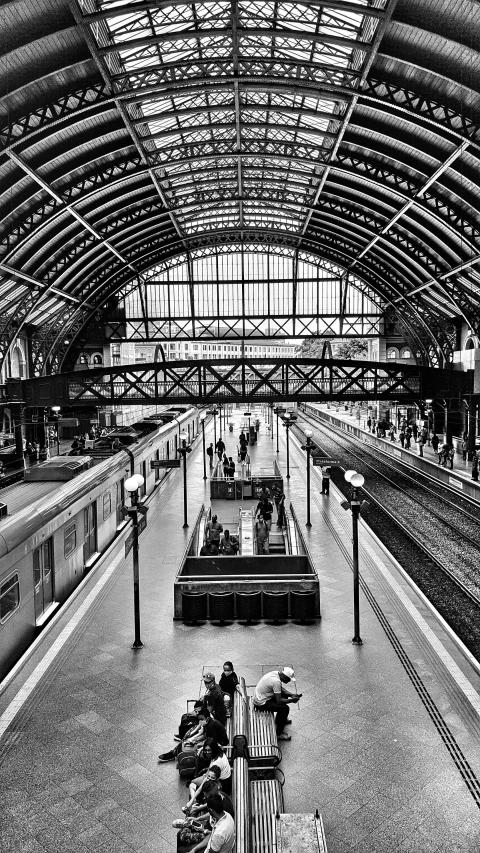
[206,442,214,470]
[411,421,418,442]
[206,515,223,548]
[239,437,248,463]
[219,530,238,556]
[276,492,286,528]
[321,465,331,495]
[366,416,372,432]
[431,433,440,454]
[447,444,455,469]
[227,457,235,479]
[255,514,269,554]
[404,427,412,449]
[253,667,301,740]
[472,456,479,481]
[216,437,225,461]
[462,437,468,461]
[388,423,396,441]
[398,427,405,448]
[222,453,229,479]
[256,496,273,531]
[239,431,246,445]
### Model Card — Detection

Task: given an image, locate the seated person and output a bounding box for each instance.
[202,672,227,725]
[200,540,219,556]
[175,791,235,853]
[182,774,234,823]
[159,705,227,762]
[253,666,301,741]
[218,661,244,714]
[219,530,238,556]
[189,738,232,799]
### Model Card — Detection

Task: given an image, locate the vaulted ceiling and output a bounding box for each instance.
[1,0,480,374]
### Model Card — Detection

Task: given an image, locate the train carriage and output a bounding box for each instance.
[0,408,199,681]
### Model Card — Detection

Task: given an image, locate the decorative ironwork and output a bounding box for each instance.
[7,357,471,408]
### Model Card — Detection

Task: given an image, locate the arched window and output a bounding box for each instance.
[10,344,26,378]
[79,353,89,365]
[92,353,103,365]
[386,348,397,360]
[401,348,411,359]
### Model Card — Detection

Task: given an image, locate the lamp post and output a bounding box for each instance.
[178,430,192,527]
[200,411,207,480]
[270,403,274,442]
[301,428,314,527]
[124,473,146,650]
[207,407,218,449]
[273,406,284,453]
[343,470,366,645]
[282,413,292,479]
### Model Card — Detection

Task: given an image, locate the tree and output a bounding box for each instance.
[334,339,369,360]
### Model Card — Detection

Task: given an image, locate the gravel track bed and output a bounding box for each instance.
[292,419,480,663]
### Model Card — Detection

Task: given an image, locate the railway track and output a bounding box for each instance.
[292,412,480,662]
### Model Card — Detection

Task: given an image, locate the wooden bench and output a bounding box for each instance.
[247,697,282,768]
[251,775,284,853]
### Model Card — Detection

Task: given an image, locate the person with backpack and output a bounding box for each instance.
[158,706,228,764]
[206,442,214,469]
[215,437,225,460]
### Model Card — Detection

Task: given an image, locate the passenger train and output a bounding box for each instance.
[0,407,199,681]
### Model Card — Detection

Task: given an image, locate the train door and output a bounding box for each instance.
[116,480,125,526]
[154,449,160,482]
[33,538,54,622]
[142,461,147,496]
[83,502,97,564]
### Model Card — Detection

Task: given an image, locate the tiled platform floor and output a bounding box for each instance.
[1,408,480,853]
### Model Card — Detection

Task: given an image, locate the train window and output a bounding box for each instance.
[64,522,77,558]
[0,574,20,622]
[103,491,112,520]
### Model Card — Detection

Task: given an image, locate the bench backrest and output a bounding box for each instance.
[232,756,249,853]
[234,678,248,740]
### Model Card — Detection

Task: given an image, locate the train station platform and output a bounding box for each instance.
[1,409,480,853]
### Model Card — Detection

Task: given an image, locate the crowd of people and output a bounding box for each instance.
[158,664,243,853]
[158,663,301,852]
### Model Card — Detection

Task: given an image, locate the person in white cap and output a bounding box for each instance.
[253,667,301,740]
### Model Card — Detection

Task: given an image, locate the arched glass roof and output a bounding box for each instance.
[0,0,480,373]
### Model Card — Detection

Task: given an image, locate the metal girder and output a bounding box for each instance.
[6,357,470,408]
[84,1,387,24]
[300,0,399,240]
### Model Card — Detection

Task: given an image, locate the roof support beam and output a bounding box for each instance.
[68,0,187,248]
[98,29,371,57]
[84,1,387,24]
[231,0,244,228]
[300,0,398,240]
[0,262,85,306]
[7,150,137,272]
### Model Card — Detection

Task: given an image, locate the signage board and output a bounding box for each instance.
[150,459,181,469]
[313,457,339,466]
[125,514,147,557]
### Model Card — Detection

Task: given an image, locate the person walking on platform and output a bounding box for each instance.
[239,437,248,463]
[472,456,479,481]
[253,667,301,740]
[321,465,331,495]
[227,457,235,479]
[206,442,214,470]
[216,437,225,461]
[222,453,229,479]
